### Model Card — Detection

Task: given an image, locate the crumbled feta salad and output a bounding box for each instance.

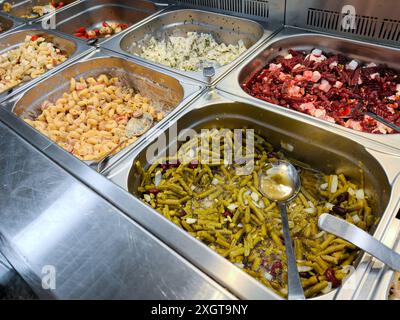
[133,32,247,71]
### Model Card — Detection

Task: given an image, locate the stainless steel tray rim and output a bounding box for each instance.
[3,48,204,172]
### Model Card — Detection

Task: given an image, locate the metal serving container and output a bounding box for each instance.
[0,25,91,103]
[103,89,400,300]
[0,12,23,34]
[1,48,203,169]
[217,26,400,153]
[38,0,165,44]
[1,0,77,23]
[101,8,274,84]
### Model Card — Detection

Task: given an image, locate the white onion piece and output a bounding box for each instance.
[211,178,219,185]
[264,272,273,281]
[154,170,162,186]
[227,204,238,211]
[304,208,316,214]
[330,175,338,193]
[320,183,328,190]
[251,192,259,202]
[143,194,151,202]
[186,218,197,224]
[355,189,365,200]
[352,214,361,224]
[321,281,333,294]
[325,203,334,210]
[298,265,313,272]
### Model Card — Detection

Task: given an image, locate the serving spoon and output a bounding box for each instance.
[318,214,400,271]
[96,112,153,172]
[341,109,400,133]
[259,160,305,300]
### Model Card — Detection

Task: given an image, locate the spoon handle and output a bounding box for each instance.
[278,202,305,300]
[318,214,400,271]
[364,112,400,133]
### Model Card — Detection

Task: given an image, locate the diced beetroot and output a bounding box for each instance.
[223,210,232,218]
[188,160,199,169]
[148,188,160,195]
[325,268,341,288]
[270,261,283,277]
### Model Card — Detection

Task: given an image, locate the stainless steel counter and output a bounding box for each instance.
[0,120,234,299]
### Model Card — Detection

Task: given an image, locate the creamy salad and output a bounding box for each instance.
[133,32,247,71]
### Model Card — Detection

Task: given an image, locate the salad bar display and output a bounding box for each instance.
[0,0,399,301]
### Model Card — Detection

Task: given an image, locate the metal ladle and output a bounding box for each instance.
[259,160,305,300]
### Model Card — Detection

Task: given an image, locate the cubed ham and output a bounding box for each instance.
[334,81,343,88]
[346,60,358,70]
[268,63,282,71]
[284,53,293,59]
[311,71,322,83]
[303,70,313,81]
[288,85,302,97]
[329,61,338,69]
[299,102,316,113]
[345,119,363,131]
[319,79,331,92]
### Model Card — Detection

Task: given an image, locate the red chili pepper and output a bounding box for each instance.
[51,1,56,7]
[119,23,129,29]
[75,27,86,34]
[93,29,100,34]
[57,2,64,8]
[31,35,39,41]
[102,21,110,28]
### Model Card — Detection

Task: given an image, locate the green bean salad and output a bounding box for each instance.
[135,128,377,298]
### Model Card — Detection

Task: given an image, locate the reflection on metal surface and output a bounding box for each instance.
[0,121,234,299]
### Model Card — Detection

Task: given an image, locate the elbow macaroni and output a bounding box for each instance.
[24,75,165,161]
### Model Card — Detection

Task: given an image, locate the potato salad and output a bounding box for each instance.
[134,32,247,71]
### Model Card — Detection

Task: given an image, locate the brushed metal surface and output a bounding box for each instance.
[0,120,234,299]
[0,24,93,103]
[2,48,203,170]
[101,7,279,84]
[104,89,400,300]
[217,26,400,153]
[37,0,164,44]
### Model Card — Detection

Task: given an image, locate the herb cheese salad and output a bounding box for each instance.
[132,32,247,71]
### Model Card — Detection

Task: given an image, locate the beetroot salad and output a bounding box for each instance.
[241,48,400,134]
